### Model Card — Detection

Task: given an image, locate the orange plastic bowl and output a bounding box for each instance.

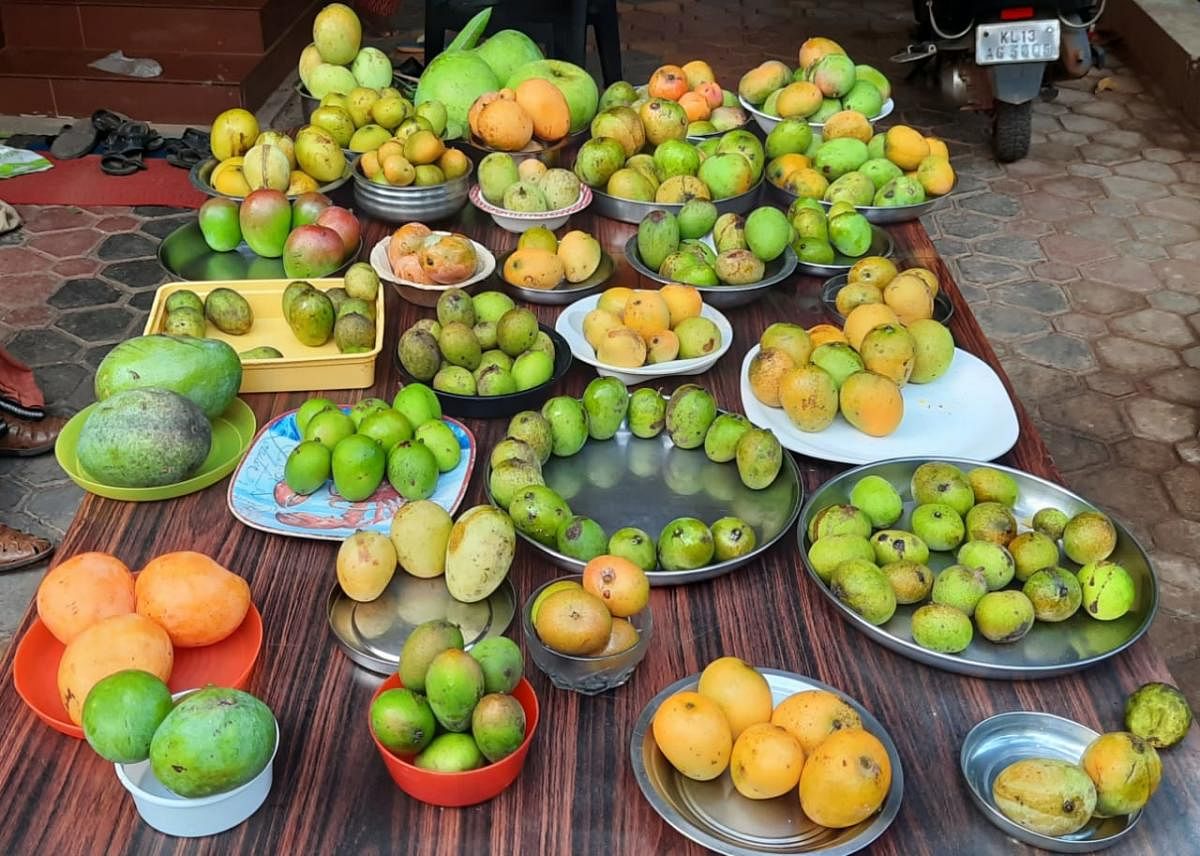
[13,604,264,739]
[369,673,539,807]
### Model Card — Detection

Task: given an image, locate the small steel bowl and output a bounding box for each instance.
[351,160,472,224]
[820,272,954,325]
[739,94,895,134]
[961,711,1142,853]
[521,575,653,695]
[588,178,763,225]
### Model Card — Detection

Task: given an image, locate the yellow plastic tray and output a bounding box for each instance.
[143,278,384,393]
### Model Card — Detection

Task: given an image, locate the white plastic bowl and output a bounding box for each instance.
[369,232,497,305]
[555,294,733,385]
[115,693,280,839]
[738,94,895,134]
[468,184,592,233]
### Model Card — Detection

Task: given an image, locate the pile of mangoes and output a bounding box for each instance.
[787,198,873,263]
[358,128,469,189]
[635,202,790,286]
[372,621,527,771]
[284,385,461,502]
[488,378,783,571]
[209,109,347,198]
[198,189,360,279]
[807,464,1135,648]
[398,288,556,397]
[477,153,583,212]
[384,222,479,285]
[739,37,891,122]
[768,121,955,209]
[502,227,603,290]
[596,59,749,138]
[466,80,573,151]
[747,261,955,437]
[581,284,722,369]
[652,656,892,828]
[530,556,649,657]
[574,122,763,203]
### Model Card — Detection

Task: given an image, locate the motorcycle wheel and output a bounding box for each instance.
[993,100,1032,163]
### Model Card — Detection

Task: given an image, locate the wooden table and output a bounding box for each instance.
[1,207,1197,855]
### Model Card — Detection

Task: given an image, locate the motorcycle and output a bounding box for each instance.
[895,0,1106,162]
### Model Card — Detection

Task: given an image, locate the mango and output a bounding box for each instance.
[415,733,483,772]
[574,136,626,188]
[424,649,485,733]
[735,427,782,490]
[471,693,526,762]
[541,396,588,457]
[811,54,856,98]
[1082,732,1161,817]
[445,505,517,603]
[312,2,361,65]
[287,288,335,347]
[911,603,973,653]
[509,485,571,546]
[907,319,955,383]
[698,152,755,199]
[744,206,790,262]
[283,223,346,280]
[665,384,717,449]
[557,230,602,282]
[582,376,629,440]
[637,209,680,271]
[814,138,869,180]
[295,125,347,184]
[993,759,1097,836]
[831,559,896,625]
[825,171,875,207]
[738,60,791,106]
[874,175,926,207]
[239,188,291,258]
[704,413,751,463]
[828,209,873,257]
[884,125,930,170]
[716,130,765,181]
[628,388,667,438]
[840,371,903,436]
[336,530,396,601]
[658,517,715,570]
[371,688,436,756]
[198,197,241,252]
[779,365,840,432]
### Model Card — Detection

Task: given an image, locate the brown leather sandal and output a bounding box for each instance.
[0,413,67,457]
[0,524,53,573]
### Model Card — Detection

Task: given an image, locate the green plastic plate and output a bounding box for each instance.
[55,398,257,502]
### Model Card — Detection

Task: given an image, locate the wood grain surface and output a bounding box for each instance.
[0,204,1196,856]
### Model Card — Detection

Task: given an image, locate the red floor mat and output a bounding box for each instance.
[0,155,205,208]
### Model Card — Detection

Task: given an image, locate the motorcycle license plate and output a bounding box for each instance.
[975,19,1060,65]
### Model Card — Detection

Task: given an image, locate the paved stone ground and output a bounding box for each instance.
[2,1,1199,705]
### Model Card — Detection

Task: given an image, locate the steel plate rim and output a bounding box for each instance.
[815,175,958,223]
[630,668,903,856]
[495,249,616,305]
[738,95,896,129]
[325,577,517,675]
[959,711,1142,852]
[157,221,363,282]
[791,226,895,277]
[796,456,1159,679]
[484,428,804,586]
[623,234,798,295]
[188,157,354,201]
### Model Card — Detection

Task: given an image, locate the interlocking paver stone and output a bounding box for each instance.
[1148,368,1200,406]
[55,307,136,341]
[991,282,1068,314]
[5,329,78,365]
[1111,308,1195,347]
[973,304,1051,340]
[1130,216,1200,246]
[97,233,158,261]
[1099,174,1171,201]
[1124,398,1200,444]
[1163,467,1200,517]
[1013,333,1096,372]
[48,278,121,310]
[1114,160,1179,183]
[1080,256,1159,293]
[1095,336,1181,373]
[102,259,167,289]
[972,235,1045,262]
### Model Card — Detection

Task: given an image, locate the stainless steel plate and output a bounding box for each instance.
[793,226,894,277]
[157,221,361,282]
[327,575,517,674]
[497,249,616,305]
[488,417,803,586]
[589,179,762,225]
[623,235,798,309]
[781,177,958,225]
[819,273,953,325]
[961,711,1140,852]
[631,668,904,855]
[798,457,1158,679]
[189,157,353,202]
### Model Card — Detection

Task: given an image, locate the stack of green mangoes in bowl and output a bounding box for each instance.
[285,386,461,502]
[737,37,892,129]
[397,288,558,397]
[632,202,793,287]
[787,197,877,266]
[574,115,764,208]
[473,153,587,229]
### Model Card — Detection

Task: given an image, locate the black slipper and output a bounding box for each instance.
[181,127,211,156]
[49,121,99,160]
[92,109,127,135]
[100,152,147,176]
[163,141,205,169]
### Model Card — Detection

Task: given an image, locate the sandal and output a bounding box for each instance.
[98,120,157,175]
[100,152,147,175]
[163,140,205,169]
[49,121,100,160]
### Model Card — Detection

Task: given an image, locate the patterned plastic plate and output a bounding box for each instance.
[227,407,475,541]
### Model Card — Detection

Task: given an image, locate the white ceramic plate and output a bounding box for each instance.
[556,295,733,385]
[368,232,496,289]
[739,344,1019,464]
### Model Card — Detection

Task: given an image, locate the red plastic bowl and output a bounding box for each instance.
[369,674,539,807]
[13,604,264,739]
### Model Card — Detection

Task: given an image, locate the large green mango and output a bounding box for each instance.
[95,335,242,418]
[149,687,276,798]
[77,388,211,487]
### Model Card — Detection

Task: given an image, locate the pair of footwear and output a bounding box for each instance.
[162,128,211,169]
[49,109,164,175]
[0,524,52,573]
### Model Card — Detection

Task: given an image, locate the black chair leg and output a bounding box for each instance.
[590,0,623,86]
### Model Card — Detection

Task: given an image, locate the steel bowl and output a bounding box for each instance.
[394,324,572,419]
[632,668,904,856]
[351,159,472,224]
[496,249,615,306]
[189,157,353,202]
[486,410,803,586]
[468,183,592,233]
[820,273,954,325]
[797,457,1159,680]
[767,176,958,225]
[623,235,798,309]
[793,225,894,277]
[588,178,762,225]
[961,711,1142,852]
[460,128,587,169]
[739,94,895,135]
[295,78,414,121]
